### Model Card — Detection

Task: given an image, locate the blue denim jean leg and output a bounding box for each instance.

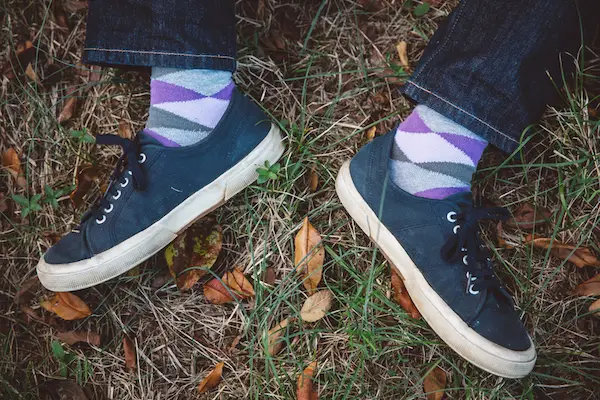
[83,0,236,71]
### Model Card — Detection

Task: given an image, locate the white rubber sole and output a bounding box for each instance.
[37,124,285,292]
[335,161,536,378]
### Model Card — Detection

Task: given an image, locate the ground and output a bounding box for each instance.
[1,0,599,399]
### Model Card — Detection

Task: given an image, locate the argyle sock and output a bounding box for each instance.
[143,68,234,147]
[390,105,488,199]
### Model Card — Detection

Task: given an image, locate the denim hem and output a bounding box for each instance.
[83,48,237,71]
[402,80,519,153]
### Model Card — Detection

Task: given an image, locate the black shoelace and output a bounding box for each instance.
[82,135,147,223]
[440,206,510,296]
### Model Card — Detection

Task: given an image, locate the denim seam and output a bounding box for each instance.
[405,81,518,145]
[83,47,236,60]
[410,0,466,82]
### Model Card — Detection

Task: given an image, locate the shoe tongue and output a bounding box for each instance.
[443,191,473,207]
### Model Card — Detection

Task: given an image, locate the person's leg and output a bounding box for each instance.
[84,0,237,146]
[36,0,285,291]
[336,0,592,378]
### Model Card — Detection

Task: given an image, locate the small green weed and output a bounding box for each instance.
[50,341,93,383]
[70,128,95,144]
[256,160,281,184]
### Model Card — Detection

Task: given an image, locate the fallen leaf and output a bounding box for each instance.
[423,366,447,400]
[69,164,102,208]
[14,276,40,304]
[123,336,136,370]
[396,41,410,72]
[391,268,421,319]
[58,97,78,124]
[575,274,600,297]
[267,317,291,356]
[197,361,224,393]
[25,63,40,83]
[525,235,600,268]
[204,278,235,304]
[40,292,91,320]
[40,380,89,400]
[506,203,551,230]
[55,331,101,346]
[297,361,318,400]
[228,335,242,353]
[370,52,404,85]
[300,290,333,322]
[65,0,89,12]
[2,147,27,188]
[2,40,35,80]
[366,126,377,141]
[118,121,133,139]
[590,298,600,317]
[165,218,223,291]
[21,305,57,326]
[294,217,325,295]
[223,268,255,298]
[310,167,319,193]
[263,267,277,285]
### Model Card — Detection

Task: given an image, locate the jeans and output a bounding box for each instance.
[84,0,596,152]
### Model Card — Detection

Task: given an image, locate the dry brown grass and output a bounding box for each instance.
[1,0,599,399]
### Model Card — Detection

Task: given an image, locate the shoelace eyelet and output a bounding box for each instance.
[462,255,468,265]
[446,211,457,222]
[120,177,129,187]
[138,153,146,164]
[96,215,106,225]
[453,225,461,234]
[104,204,114,213]
[112,190,122,200]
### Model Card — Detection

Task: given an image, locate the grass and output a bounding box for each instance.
[1,0,599,399]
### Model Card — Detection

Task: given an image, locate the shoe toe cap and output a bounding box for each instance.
[471,295,532,351]
[43,231,92,265]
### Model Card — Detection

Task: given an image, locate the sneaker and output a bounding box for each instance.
[37,89,285,291]
[335,130,536,378]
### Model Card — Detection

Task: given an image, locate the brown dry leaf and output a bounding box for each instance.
[55,331,101,346]
[40,292,91,320]
[65,0,89,12]
[123,336,136,370]
[390,268,421,319]
[118,121,133,140]
[589,298,600,317]
[423,366,447,400]
[267,317,291,356]
[203,278,235,304]
[297,361,318,400]
[165,218,223,291]
[495,221,514,249]
[58,97,78,124]
[575,274,600,297]
[197,361,224,394]
[310,167,319,193]
[25,63,40,83]
[263,267,277,285]
[2,147,27,188]
[223,268,255,298]
[396,41,410,72]
[525,235,600,268]
[366,126,377,142]
[70,164,102,208]
[20,305,57,326]
[506,203,551,230]
[294,217,325,295]
[14,276,40,305]
[228,335,242,353]
[300,290,333,322]
[2,40,35,80]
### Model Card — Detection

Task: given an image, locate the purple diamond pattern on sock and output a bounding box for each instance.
[390,105,488,200]
[144,68,234,147]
